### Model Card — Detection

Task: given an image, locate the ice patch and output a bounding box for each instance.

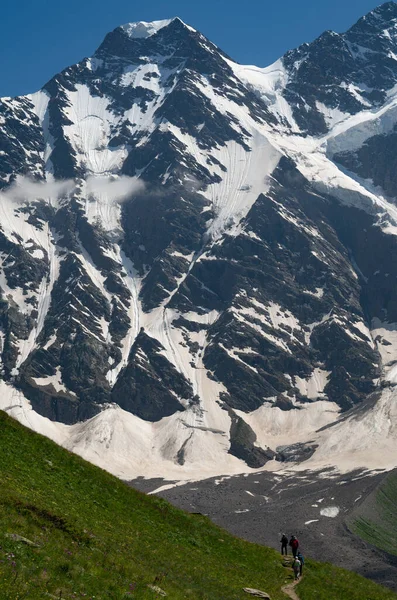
[32,367,71,395]
[31,249,45,259]
[320,506,340,518]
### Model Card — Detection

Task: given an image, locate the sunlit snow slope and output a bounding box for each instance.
[2,6,397,480]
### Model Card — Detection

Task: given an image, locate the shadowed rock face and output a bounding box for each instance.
[188,158,381,413]
[282,2,397,134]
[112,330,192,422]
[0,98,45,188]
[228,409,276,467]
[334,130,397,199]
[1,6,397,471]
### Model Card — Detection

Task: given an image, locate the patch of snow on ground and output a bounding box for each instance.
[371,318,397,382]
[320,506,340,518]
[239,401,339,450]
[31,249,45,259]
[0,381,69,445]
[32,367,70,394]
[304,387,397,472]
[316,101,348,129]
[294,368,330,400]
[43,333,57,350]
[64,405,255,481]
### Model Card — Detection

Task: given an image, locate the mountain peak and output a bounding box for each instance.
[349,1,397,34]
[371,1,397,18]
[345,1,397,53]
[96,16,198,60]
[120,17,192,40]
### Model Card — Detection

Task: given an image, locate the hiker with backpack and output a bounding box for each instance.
[292,554,301,580]
[289,535,299,557]
[280,533,288,555]
[297,551,304,576]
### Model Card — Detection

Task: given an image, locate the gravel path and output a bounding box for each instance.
[281,580,300,600]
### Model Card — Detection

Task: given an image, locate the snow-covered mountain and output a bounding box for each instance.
[2,4,397,480]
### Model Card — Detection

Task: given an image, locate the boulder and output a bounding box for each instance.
[243,588,271,599]
[147,584,167,596]
[5,533,39,547]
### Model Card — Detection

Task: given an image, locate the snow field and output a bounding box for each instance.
[239,401,340,451]
[4,15,397,484]
[304,387,397,473]
[63,85,128,175]
[294,368,330,400]
[121,19,174,40]
[225,58,300,133]
[204,134,281,241]
[6,375,397,481]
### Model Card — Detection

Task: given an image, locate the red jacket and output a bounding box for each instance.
[290,539,299,550]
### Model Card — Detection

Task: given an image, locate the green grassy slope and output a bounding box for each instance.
[0,411,396,600]
[298,560,397,600]
[350,468,397,557]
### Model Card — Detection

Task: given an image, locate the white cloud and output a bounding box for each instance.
[1,175,145,205]
[2,176,75,203]
[85,175,145,203]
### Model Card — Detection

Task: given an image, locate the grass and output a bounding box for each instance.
[350,469,397,557]
[0,411,396,599]
[297,559,397,600]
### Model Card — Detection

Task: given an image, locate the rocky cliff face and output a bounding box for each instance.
[2,6,397,478]
[283,2,397,134]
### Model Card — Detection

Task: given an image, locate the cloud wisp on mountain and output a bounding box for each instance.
[1,175,145,204]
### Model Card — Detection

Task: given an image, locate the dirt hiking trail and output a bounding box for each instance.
[281,578,300,600]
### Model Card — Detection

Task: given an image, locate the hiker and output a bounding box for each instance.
[297,551,304,576]
[292,555,301,580]
[289,535,299,557]
[280,533,288,555]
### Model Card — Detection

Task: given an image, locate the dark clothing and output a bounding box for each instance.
[280,535,288,555]
[297,553,304,575]
[289,537,299,557]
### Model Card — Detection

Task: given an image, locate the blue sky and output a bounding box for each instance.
[0,0,383,97]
